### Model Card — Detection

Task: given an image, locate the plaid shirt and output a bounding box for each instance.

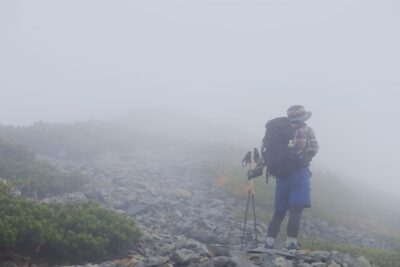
[291,123,319,162]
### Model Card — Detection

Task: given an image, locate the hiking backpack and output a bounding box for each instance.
[262,117,302,178]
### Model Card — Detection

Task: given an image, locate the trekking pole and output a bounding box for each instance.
[240,150,259,249]
[240,151,251,249]
[253,192,258,243]
[251,148,260,245]
[240,184,251,250]
[249,175,258,245]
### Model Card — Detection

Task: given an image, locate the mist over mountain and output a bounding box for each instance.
[1,110,400,209]
[1,0,400,265]
[117,108,255,145]
[1,0,399,198]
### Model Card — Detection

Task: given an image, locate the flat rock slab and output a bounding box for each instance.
[247,247,296,258]
[229,250,259,267]
[126,204,150,216]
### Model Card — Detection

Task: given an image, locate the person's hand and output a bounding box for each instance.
[247,163,264,180]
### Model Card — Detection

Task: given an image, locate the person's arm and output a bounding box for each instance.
[292,126,308,155]
[304,127,319,161]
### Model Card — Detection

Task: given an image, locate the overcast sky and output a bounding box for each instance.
[1,0,399,196]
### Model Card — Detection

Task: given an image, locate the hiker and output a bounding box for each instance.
[263,105,319,250]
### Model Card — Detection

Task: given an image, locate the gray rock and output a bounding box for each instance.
[2,262,17,267]
[181,239,212,257]
[172,248,197,264]
[190,228,215,244]
[207,245,231,257]
[259,254,295,267]
[327,262,341,267]
[211,256,237,267]
[175,210,183,218]
[215,233,230,244]
[175,188,193,199]
[84,190,105,203]
[159,244,176,256]
[336,253,354,266]
[99,261,115,267]
[230,250,258,267]
[310,251,330,262]
[354,256,372,267]
[197,245,213,257]
[126,204,150,216]
[146,256,169,266]
[328,250,338,261]
[214,226,225,235]
[159,243,176,256]
[195,260,215,267]
[259,253,276,267]
[274,257,295,267]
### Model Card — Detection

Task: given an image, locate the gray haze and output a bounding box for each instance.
[1,1,400,196]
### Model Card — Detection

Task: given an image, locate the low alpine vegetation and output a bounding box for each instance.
[0,140,87,198]
[0,194,141,264]
[302,240,400,267]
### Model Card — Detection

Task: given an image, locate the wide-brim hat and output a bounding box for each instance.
[287,105,312,122]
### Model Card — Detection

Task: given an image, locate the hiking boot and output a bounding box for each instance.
[264,237,275,249]
[286,242,298,251]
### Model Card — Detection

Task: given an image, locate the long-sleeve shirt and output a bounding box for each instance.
[291,123,319,162]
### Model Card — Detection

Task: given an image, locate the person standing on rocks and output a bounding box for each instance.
[262,105,319,250]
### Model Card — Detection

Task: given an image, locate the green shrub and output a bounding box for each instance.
[0,141,87,197]
[0,181,11,194]
[0,194,141,263]
[302,240,400,267]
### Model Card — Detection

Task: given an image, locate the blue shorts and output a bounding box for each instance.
[274,167,311,212]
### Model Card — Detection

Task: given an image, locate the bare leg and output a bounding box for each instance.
[267,210,286,238]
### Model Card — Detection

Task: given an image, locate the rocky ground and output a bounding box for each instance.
[35,151,380,267]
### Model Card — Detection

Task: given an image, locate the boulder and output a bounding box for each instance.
[189,228,215,244]
[354,256,372,267]
[172,248,197,264]
[207,245,231,257]
[175,188,193,199]
[84,190,105,203]
[211,256,237,267]
[2,262,17,267]
[146,256,169,266]
[215,233,230,244]
[126,204,150,216]
[274,257,295,267]
[327,262,341,267]
[310,251,330,262]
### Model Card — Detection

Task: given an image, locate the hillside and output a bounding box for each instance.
[0,110,248,161]
[2,148,397,266]
[210,158,400,246]
[1,119,400,266]
[0,121,157,160]
[1,119,399,237]
[0,140,87,198]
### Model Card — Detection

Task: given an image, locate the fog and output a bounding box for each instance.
[1,0,399,196]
